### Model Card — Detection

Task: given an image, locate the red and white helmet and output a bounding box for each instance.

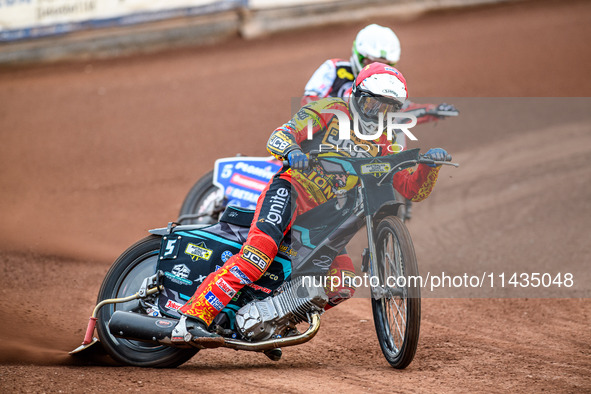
[349,62,408,135]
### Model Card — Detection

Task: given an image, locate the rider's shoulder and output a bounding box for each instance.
[317,58,350,69]
[304,96,348,112]
[330,58,351,67]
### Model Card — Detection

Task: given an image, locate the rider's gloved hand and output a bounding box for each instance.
[435,103,458,117]
[287,149,309,171]
[423,148,448,167]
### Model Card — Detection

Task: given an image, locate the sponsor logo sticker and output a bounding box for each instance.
[155,320,173,328]
[247,283,272,294]
[165,271,192,285]
[361,162,390,175]
[265,187,290,225]
[171,264,190,279]
[185,242,213,262]
[221,250,233,263]
[195,274,207,284]
[165,299,183,310]
[205,291,224,311]
[230,173,267,192]
[279,244,297,257]
[242,245,271,272]
[216,278,236,298]
[230,266,252,285]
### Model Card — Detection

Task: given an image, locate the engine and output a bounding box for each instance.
[235,276,328,341]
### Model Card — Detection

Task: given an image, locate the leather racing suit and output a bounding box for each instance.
[179,98,441,326]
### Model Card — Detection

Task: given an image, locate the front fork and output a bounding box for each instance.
[365,213,386,299]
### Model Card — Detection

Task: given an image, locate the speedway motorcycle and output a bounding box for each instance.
[177,107,458,225]
[71,148,457,369]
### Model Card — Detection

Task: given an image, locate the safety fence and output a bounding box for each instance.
[0,0,512,63]
[0,0,245,42]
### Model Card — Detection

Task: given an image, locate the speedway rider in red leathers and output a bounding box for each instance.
[178,63,449,347]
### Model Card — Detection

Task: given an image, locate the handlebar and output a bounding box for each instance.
[283,150,459,170]
[417,153,454,167]
[426,109,459,117]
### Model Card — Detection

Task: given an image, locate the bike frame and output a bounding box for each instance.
[286,149,421,281]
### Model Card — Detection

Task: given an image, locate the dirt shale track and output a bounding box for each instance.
[0,0,590,392]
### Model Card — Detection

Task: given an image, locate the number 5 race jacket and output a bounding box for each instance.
[267,97,440,214]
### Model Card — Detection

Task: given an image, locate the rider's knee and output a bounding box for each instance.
[235,236,278,282]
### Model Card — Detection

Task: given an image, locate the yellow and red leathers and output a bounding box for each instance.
[179,98,440,325]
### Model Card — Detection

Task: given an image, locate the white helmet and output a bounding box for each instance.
[350,24,401,75]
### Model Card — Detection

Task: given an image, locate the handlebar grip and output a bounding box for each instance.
[282,160,290,168]
[445,154,452,162]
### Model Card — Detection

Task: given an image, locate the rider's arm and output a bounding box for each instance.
[267,124,301,159]
[267,99,338,159]
[301,60,338,106]
[402,101,439,125]
[392,165,441,202]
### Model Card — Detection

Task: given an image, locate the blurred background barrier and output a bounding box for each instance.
[0,0,511,64]
[0,0,246,42]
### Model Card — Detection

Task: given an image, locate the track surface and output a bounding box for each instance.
[1,0,590,392]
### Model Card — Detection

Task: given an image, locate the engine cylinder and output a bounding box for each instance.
[235,276,328,341]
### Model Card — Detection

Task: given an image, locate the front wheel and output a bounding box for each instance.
[371,216,420,369]
[96,235,198,367]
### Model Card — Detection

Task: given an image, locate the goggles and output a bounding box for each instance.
[352,90,403,121]
[358,54,397,68]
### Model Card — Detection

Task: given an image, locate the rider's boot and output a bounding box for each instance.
[183,315,224,348]
[323,254,357,311]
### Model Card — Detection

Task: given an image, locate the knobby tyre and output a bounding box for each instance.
[96,235,198,367]
[178,170,222,225]
[371,216,420,369]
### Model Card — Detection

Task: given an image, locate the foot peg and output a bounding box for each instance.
[172,315,225,349]
[263,348,282,361]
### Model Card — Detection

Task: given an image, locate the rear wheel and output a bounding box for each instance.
[371,216,420,369]
[96,235,198,367]
[178,170,223,225]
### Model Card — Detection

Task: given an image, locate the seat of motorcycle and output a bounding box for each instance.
[219,206,255,227]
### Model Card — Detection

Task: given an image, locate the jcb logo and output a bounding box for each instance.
[269,136,289,151]
[242,245,271,272]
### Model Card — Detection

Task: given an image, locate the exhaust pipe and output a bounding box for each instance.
[108,311,192,348]
[109,310,322,352]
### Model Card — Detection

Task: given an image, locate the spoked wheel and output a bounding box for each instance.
[371,216,420,369]
[178,170,223,225]
[96,235,198,367]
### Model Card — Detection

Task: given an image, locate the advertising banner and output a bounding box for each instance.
[0,0,245,41]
